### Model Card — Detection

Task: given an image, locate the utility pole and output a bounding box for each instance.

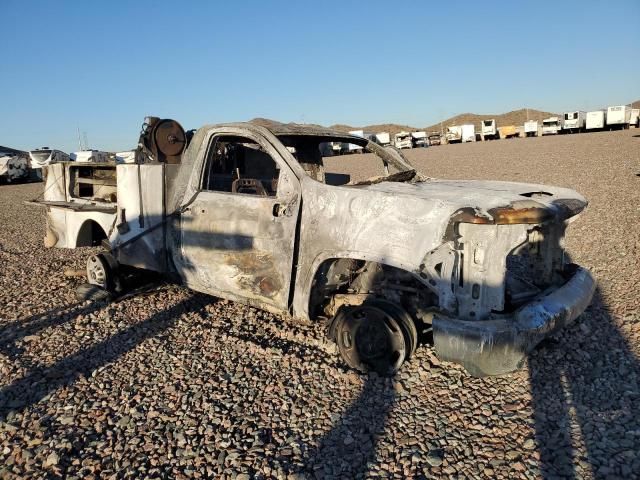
[77,127,83,151]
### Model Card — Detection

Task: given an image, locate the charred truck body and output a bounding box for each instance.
[34,117,595,377]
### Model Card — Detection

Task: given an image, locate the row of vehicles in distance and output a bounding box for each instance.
[443,104,639,145]
[0,145,136,183]
[329,130,432,154]
[331,104,639,153]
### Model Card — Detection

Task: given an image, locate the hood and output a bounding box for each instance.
[363,179,587,224]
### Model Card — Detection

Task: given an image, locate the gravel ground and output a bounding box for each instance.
[1,129,639,479]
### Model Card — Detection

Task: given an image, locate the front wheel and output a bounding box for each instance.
[330,300,418,376]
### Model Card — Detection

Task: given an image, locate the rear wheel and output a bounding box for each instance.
[331,300,418,376]
[86,252,122,294]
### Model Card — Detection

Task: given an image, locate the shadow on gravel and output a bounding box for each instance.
[296,374,396,478]
[529,287,640,479]
[0,294,212,421]
[0,302,105,361]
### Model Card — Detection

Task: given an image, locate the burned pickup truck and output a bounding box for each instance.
[33,117,595,376]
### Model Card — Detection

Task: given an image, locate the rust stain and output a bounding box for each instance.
[224,252,283,299]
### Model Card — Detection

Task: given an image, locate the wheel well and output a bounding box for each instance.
[308,258,437,324]
[76,220,108,247]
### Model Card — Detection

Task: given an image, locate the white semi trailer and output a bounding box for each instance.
[606,105,631,129]
[562,111,586,133]
[481,119,498,140]
[524,120,538,137]
[585,110,606,131]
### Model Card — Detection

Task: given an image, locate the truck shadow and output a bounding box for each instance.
[528,286,640,479]
[293,374,396,478]
[0,294,212,421]
[0,302,106,362]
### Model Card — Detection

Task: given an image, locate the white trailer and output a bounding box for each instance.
[115,151,136,163]
[481,119,498,140]
[461,124,475,143]
[606,105,631,129]
[562,111,586,133]
[541,117,561,135]
[630,109,639,128]
[410,131,428,148]
[29,147,71,179]
[445,126,462,144]
[585,110,606,131]
[524,120,538,137]
[394,131,412,149]
[346,130,365,153]
[71,150,110,163]
[375,132,391,146]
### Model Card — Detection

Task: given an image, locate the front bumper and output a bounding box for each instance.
[432,266,596,377]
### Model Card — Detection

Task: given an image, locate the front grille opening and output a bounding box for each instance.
[504,251,542,311]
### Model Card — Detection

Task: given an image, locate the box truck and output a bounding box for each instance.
[606,106,631,129]
[630,109,639,128]
[561,111,586,133]
[461,124,475,143]
[481,119,498,140]
[524,120,538,137]
[585,110,606,131]
[541,117,561,135]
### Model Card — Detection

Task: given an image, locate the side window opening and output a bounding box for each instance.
[202,135,279,196]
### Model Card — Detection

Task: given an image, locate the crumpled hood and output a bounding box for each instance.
[364,179,587,223]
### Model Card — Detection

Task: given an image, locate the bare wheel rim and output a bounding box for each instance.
[86,255,109,289]
[336,304,406,375]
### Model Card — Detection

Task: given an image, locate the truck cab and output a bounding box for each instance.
[36,119,595,377]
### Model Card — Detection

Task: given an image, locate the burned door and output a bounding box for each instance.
[179,133,301,311]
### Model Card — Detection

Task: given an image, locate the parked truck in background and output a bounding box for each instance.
[524,120,539,137]
[71,150,111,163]
[541,117,561,135]
[374,132,391,147]
[499,125,519,139]
[585,110,606,131]
[481,119,498,140]
[428,132,441,146]
[29,147,71,179]
[394,131,413,149]
[346,130,365,153]
[445,126,462,144]
[630,109,639,128]
[411,131,428,148]
[461,125,475,143]
[562,111,586,133]
[606,105,631,129]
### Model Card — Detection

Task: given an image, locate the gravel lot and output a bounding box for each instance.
[1,129,639,479]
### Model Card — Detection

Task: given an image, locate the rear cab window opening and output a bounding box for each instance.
[276,134,417,186]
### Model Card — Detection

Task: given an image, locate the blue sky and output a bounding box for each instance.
[1,0,638,152]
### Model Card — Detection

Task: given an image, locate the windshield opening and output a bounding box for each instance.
[276,134,418,186]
